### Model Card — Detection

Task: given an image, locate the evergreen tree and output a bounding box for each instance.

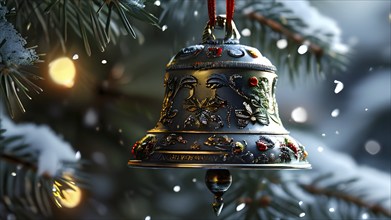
[0,0,390,219]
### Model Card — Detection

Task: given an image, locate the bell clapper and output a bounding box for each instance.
[205,169,233,216]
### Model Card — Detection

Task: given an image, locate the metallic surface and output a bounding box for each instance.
[129,16,310,170]
[205,169,232,216]
[128,161,311,169]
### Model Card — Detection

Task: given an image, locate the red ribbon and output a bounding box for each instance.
[207,0,235,26]
[208,0,216,26]
[226,0,235,27]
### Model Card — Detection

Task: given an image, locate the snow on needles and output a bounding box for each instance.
[2,117,78,176]
[0,6,38,66]
[278,1,349,54]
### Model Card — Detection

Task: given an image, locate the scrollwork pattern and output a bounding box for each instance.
[159,134,187,147]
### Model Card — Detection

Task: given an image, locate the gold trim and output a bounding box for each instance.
[147,129,289,135]
[166,61,277,72]
[128,160,312,170]
[157,151,225,155]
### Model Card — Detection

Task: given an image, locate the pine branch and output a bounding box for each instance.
[0,6,42,117]
[0,1,159,114]
[0,152,39,173]
[4,0,160,55]
[0,122,87,219]
[159,0,350,78]
[218,171,305,220]
[240,1,349,77]
[301,183,391,217]
[246,12,323,58]
[217,171,391,220]
[295,172,391,219]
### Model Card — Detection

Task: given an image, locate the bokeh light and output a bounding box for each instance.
[276,39,288,49]
[241,28,251,37]
[173,185,181,192]
[291,107,308,123]
[53,175,82,208]
[297,45,308,54]
[364,140,381,155]
[48,57,76,88]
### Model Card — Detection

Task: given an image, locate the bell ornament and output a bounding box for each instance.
[129,16,310,170]
[128,14,311,216]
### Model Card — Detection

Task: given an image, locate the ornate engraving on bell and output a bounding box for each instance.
[129,16,310,169]
[128,7,311,215]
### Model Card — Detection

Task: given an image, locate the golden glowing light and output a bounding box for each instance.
[53,175,82,208]
[48,57,76,88]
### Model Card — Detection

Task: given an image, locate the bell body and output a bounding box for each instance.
[129,41,310,169]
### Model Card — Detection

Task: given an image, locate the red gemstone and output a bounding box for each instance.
[217,47,223,56]
[256,141,268,151]
[131,142,139,156]
[208,47,223,57]
[249,77,259,87]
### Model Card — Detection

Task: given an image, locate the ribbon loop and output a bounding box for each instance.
[206,0,236,41]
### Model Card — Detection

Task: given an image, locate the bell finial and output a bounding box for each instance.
[205,169,232,216]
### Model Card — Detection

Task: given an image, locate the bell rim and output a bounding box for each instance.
[147,129,289,135]
[166,61,277,72]
[128,160,311,170]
